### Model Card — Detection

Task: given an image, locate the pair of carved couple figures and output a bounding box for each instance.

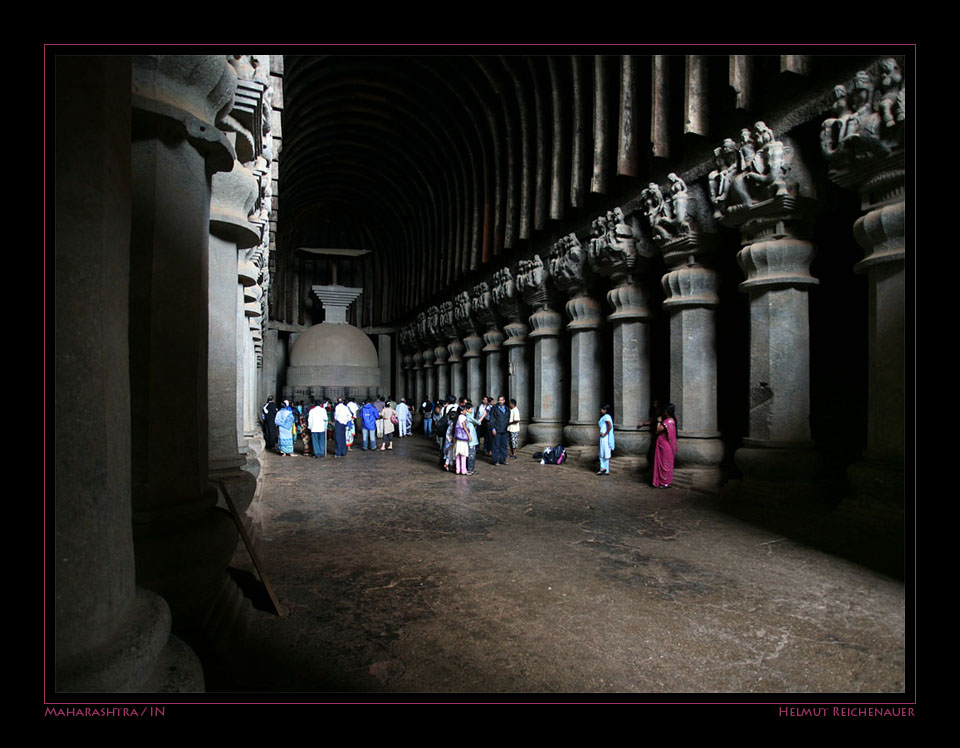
[821,58,904,165]
[708,120,791,218]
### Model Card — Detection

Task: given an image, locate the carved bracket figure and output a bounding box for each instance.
[708,122,798,221]
[821,58,905,171]
[641,174,695,244]
[587,207,637,276]
[549,233,589,293]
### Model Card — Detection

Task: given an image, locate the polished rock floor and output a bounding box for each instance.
[222,432,906,696]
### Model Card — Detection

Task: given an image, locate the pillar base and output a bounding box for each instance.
[672,466,725,492]
[526,421,564,448]
[734,444,821,483]
[55,588,203,693]
[609,428,650,457]
[134,507,248,657]
[563,423,597,446]
[610,454,650,473]
[140,633,206,693]
[847,458,905,505]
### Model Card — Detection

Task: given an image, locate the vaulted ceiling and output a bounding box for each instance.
[275,53,879,328]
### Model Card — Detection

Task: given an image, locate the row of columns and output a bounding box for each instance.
[55,54,282,692]
[396,56,905,499]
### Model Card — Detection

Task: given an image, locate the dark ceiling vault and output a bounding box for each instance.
[275,53,878,328]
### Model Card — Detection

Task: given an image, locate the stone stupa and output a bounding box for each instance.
[284,283,380,401]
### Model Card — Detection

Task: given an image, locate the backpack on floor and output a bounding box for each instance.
[541,444,566,465]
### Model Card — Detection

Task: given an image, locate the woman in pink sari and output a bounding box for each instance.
[653,403,678,488]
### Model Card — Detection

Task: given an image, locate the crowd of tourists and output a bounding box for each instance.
[260,391,678,487]
[260,394,413,459]
[419,394,521,475]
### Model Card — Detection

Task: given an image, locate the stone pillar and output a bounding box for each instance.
[821,59,905,502]
[563,293,603,448]
[464,332,484,405]
[661,263,723,487]
[482,329,505,401]
[262,327,280,402]
[606,280,653,462]
[129,55,248,658]
[527,306,565,446]
[434,344,450,400]
[550,234,602,452]
[448,338,465,398]
[379,333,392,397]
[209,152,260,516]
[732,214,821,481]
[412,350,424,409]
[518,255,565,447]
[398,350,409,403]
[702,121,822,488]
[493,267,531,444]
[641,173,724,488]
[55,56,202,693]
[421,347,435,404]
[586,207,650,466]
[503,320,531,444]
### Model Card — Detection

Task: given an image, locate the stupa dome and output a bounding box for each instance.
[286,323,380,391]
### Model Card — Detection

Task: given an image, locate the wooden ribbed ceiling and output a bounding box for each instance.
[278,53,883,327]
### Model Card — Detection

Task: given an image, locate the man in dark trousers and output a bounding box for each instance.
[261,395,278,450]
[488,394,510,466]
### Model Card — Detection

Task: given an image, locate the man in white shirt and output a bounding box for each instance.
[308,399,328,458]
[334,398,352,457]
[507,398,521,459]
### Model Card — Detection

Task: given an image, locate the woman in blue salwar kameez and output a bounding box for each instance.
[275,402,296,456]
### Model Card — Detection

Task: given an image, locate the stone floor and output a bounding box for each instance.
[216,432,906,697]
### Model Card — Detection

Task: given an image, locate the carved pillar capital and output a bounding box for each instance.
[465,334,486,357]
[662,265,720,308]
[211,162,261,248]
[447,338,465,363]
[502,320,529,347]
[565,294,603,331]
[607,282,652,323]
[737,237,819,292]
[853,196,905,274]
[481,328,505,352]
[528,308,563,338]
[132,55,236,173]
